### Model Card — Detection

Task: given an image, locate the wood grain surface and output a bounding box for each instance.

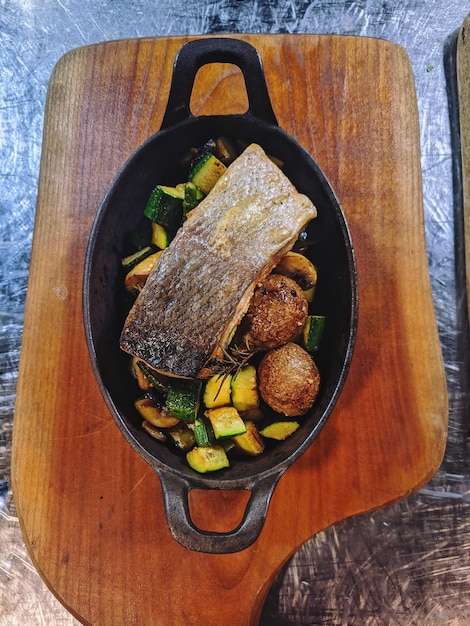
[12,34,448,626]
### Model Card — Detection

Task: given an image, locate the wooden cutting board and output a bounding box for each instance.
[12,34,448,625]
[458,15,470,315]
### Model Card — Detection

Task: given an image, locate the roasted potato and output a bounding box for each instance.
[258,342,320,416]
[237,274,308,351]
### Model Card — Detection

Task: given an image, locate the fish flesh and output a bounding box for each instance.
[120,143,317,379]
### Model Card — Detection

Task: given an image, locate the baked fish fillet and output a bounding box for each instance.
[120,143,317,379]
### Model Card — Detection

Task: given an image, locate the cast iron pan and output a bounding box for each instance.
[83,37,358,553]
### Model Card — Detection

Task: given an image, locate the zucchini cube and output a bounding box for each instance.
[205,406,246,439]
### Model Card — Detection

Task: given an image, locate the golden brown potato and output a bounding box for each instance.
[258,342,320,416]
[237,274,308,351]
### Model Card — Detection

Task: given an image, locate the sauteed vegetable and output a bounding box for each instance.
[121,137,326,473]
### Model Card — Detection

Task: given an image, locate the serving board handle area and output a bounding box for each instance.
[12,35,447,626]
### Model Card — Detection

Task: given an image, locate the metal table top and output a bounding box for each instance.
[1,1,469,623]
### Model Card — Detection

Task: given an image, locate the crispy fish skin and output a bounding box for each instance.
[120,143,317,379]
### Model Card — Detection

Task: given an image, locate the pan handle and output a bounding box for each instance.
[157,469,283,553]
[160,37,278,129]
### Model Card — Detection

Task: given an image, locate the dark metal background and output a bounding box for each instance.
[1,1,469,623]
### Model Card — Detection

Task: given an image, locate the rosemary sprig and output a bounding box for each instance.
[207,341,256,400]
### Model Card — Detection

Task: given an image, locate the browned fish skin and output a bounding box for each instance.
[120,143,317,379]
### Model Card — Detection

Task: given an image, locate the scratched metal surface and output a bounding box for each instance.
[1,1,470,623]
